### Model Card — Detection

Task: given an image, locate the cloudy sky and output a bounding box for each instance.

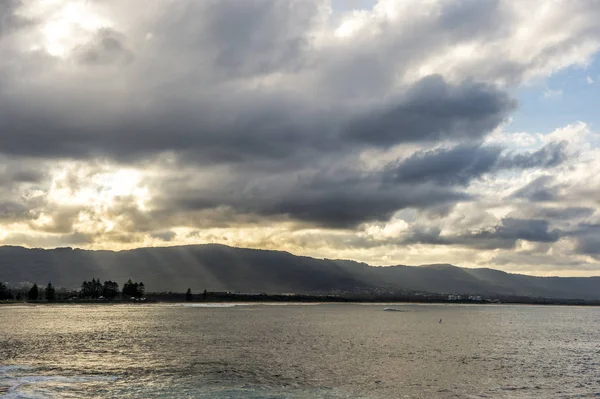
[1,0,600,276]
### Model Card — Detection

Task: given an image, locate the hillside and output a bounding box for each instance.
[1,244,599,299]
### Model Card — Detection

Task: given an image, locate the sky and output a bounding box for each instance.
[1,0,600,276]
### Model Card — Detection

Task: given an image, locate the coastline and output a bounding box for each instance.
[3,293,600,307]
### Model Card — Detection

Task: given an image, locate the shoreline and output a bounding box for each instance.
[3,297,600,307]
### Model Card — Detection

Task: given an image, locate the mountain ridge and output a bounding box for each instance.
[1,244,599,299]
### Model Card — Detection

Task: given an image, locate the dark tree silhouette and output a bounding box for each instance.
[185,288,192,301]
[102,281,119,299]
[0,282,11,300]
[16,292,21,301]
[123,279,145,298]
[45,282,56,302]
[28,283,39,301]
[80,278,103,299]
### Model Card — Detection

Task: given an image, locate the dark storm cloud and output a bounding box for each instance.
[0,73,515,164]
[151,169,472,229]
[404,218,561,250]
[252,183,469,228]
[386,145,503,186]
[386,141,568,187]
[345,76,515,146]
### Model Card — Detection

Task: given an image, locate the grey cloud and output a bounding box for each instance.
[74,28,134,66]
[387,145,502,186]
[533,207,595,221]
[567,223,600,256]
[28,207,81,234]
[146,0,322,78]
[345,76,515,146]
[468,218,561,245]
[386,141,569,187]
[0,162,46,185]
[437,0,506,39]
[0,73,514,165]
[151,169,471,229]
[0,0,27,37]
[0,158,48,223]
[498,141,569,169]
[404,218,561,250]
[150,231,177,242]
[510,176,560,202]
[198,0,319,76]
[0,200,29,221]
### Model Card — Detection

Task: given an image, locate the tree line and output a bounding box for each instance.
[79,278,145,299]
[0,279,146,302]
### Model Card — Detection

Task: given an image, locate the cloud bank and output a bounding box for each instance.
[1,0,600,275]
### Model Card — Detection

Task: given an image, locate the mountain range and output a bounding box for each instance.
[1,244,599,299]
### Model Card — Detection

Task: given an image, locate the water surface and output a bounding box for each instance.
[1,303,599,398]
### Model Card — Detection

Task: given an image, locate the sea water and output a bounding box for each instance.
[1,303,599,398]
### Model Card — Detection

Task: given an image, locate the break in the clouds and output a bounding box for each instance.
[1,0,600,276]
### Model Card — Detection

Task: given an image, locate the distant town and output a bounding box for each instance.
[2,278,600,306]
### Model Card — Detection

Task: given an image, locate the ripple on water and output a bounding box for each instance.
[0,366,357,399]
[0,366,117,399]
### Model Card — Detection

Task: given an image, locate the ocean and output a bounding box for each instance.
[1,303,599,398]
